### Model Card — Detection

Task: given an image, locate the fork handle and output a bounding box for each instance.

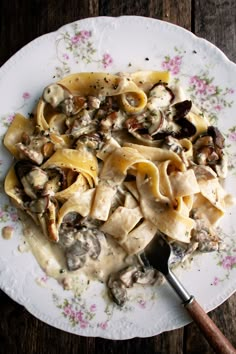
[185,297,236,354]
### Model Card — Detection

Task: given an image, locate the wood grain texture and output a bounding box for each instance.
[0,1,236,353]
[194,0,236,62]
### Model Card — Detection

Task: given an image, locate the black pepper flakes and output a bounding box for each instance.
[193,50,197,54]
[128,62,132,67]
[145,57,149,61]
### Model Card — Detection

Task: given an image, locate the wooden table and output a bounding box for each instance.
[0,1,236,353]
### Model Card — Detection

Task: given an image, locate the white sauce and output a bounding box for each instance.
[19,211,136,293]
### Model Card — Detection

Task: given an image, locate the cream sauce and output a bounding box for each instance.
[19,211,136,293]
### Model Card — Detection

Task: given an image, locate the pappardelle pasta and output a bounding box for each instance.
[3,71,231,305]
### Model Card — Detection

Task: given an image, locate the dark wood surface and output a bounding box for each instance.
[0,1,236,353]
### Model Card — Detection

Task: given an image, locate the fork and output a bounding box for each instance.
[141,233,236,354]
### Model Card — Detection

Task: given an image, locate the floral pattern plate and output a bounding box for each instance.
[0,16,236,339]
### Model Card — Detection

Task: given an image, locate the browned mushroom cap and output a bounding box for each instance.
[193,126,225,170]
[172,100,192,119]
[207,126,225,149]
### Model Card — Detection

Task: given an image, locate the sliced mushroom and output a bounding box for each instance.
[161,136,183,154]
[191,217,221,252]
[148,83,174,109]
[88,96,101,109]
[133,268,163,285]
[65,240,89,271]
[169,241,199,266]
[43,167,66,196]
[119,266,139,288]
[15,161,48,199]
[75,132,102,150]
[43,84,86,116]
[193,126,226,177]
[208,126,225,150]
[172,100,192,119]
[45,200,59,242]
[28,195,50,214]
[16,133,53,165]
[107,276,128,306]
[59,225,78,248]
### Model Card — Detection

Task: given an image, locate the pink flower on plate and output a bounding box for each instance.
[190,75,199,85]
[99,321,108,330]
[171,65,180,75]
[62,53,69,60]
[214,104,222,111]
[75,310,83,322]
[228,132,236,141]
[138,299,146,309]
[212,277,219,286]
[228,88,235,94]
[71,30,91,44]
[64,305,72,316]
[161,55,182,75]
[90,304,96,312]
[206,84,216,95]
[80,320,89,329]
[22,92,30,100]
[7,114,15,123]
[222,255,236,270]
[71,35,80,44]
[80,30,91,40]
[10,213,19,222]
[103,53,113,68]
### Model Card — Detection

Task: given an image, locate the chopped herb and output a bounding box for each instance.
[104,77,109,83]
[59,269,65,274]
[128,62,132,67]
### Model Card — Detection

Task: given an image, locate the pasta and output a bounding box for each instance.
[3,71,232,305]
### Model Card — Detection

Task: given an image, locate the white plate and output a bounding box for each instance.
[0,16,236,339]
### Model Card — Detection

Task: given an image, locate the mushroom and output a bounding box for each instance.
[99,111,125,138]
[65,240,89,271]
[107,275,128,306]
[191,217,222,252]
[16,133,54,165]
[28,195,50,214]
[125,99,196,142]
[133,268,163,285]
[193,126,227,177]
[75,132,102,150]
[15,161,48,199]
[43,84,86,116]
[147,83,174,110]
[169,241,199,266]
[42,167,67,196]
[119,266,139,288]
